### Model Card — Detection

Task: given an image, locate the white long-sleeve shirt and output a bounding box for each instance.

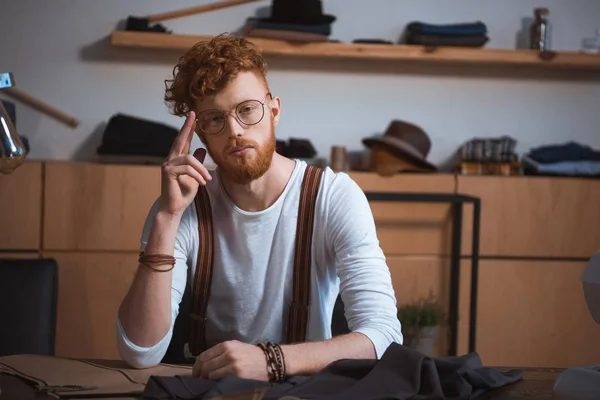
[116,160,402,368]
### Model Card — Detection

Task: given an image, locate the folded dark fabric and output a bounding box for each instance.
[143,343,523,400]
[407,21,488,36]
[527,141,600,164]
[244,28,328,42]
[248,17,331,36]
[406,33,489,47]
[97,113,179,158]
[460,136,518,163]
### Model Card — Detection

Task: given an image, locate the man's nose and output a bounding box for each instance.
[225,114,244,138]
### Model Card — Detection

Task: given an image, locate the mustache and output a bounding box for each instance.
[225,138,259,152]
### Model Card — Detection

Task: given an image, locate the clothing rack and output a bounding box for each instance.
[364,191,481,356]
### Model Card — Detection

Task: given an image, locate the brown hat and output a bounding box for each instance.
[362,120,436,171]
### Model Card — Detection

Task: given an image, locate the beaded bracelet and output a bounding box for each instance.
[257,342,278,381]
[256,341,286,382]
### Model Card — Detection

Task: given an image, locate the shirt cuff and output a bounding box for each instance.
[353,326,404,359]
[116,316,172,369]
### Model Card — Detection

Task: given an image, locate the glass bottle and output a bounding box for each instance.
[530,7,552,51]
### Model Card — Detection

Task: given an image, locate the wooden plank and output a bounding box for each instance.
[0,162,42,250]
[350,172,456,256]
[0,252,40,259]
[110,31,600,71]
[459,175,600,258]
[43,162,161,251]
[48,251,138,359]
[461,259,600,368]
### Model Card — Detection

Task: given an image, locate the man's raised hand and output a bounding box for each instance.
[158,111,212,217]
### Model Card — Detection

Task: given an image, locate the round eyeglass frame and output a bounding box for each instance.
[196,92,273,136]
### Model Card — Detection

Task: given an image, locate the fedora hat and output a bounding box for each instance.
[263,0,335,25]
[363,120,436,171]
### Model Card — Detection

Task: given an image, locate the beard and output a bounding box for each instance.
[207,121,276,185]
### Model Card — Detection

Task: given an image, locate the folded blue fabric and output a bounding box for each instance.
[522,155,600,176]
[407,21,488,36]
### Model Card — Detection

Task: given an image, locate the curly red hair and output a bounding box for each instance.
[164,33,268,117]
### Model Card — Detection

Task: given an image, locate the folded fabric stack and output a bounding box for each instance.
[404,21,489,47]
[522,141,600,177]
[242,17,331,42]
[460,136,518,163]
[457,136,519,175]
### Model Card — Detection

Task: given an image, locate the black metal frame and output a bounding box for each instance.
[364,192,481,356]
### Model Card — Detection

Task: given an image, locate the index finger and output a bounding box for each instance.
[168,111,196,159]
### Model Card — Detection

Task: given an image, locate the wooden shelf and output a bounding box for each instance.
[110,30,600,72]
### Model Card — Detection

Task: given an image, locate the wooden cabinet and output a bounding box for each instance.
[350,172,455,256]
[458,176,600,258]
[43,162,161,251]
[0,162,42,250]
[387,255,451,305]
[387,255,453,356]
[2,161,599,367]
[47,251,138,359]
[457,259,600,368]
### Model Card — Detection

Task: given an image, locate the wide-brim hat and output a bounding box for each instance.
[262,0,336,25]
[362,120,437,171]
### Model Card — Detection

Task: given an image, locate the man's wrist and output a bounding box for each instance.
[278,344,307,376]
[142,210,183,257]
[154,209,184,225]
[151,210,184,239]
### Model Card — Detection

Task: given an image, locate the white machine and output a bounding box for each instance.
[553,251,600,400]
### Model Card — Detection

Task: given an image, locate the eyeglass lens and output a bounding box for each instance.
[198,100,265,135]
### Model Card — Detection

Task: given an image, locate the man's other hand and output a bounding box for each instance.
[193,340,269,381]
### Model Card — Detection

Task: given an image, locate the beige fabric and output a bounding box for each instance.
[0,354,192,398]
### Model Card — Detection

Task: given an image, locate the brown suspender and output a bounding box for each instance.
[188,165,324,356]
[189,184,214,355]
[286,165,324,344]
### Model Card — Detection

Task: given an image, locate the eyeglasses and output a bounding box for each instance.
[196,93,272,135]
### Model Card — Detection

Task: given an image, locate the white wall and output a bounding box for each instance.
[1,0,599,169]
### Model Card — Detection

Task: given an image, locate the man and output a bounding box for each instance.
[116,33,402,381]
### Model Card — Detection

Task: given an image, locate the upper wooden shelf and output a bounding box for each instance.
[109,31,600,72]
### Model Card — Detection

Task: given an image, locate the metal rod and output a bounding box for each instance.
[469,199,481,353]
[449,201,463,356]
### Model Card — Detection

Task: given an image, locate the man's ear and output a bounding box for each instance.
[270,96,281,126]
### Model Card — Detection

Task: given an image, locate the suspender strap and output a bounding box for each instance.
[286,165,324,344]
[189,185,214,356]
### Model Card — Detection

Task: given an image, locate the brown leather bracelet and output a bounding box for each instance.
[138,251,176,272]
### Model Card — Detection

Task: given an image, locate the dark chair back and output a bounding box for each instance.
[0,258,58,356]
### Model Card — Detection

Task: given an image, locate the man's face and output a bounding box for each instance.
[195,71,280,184]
